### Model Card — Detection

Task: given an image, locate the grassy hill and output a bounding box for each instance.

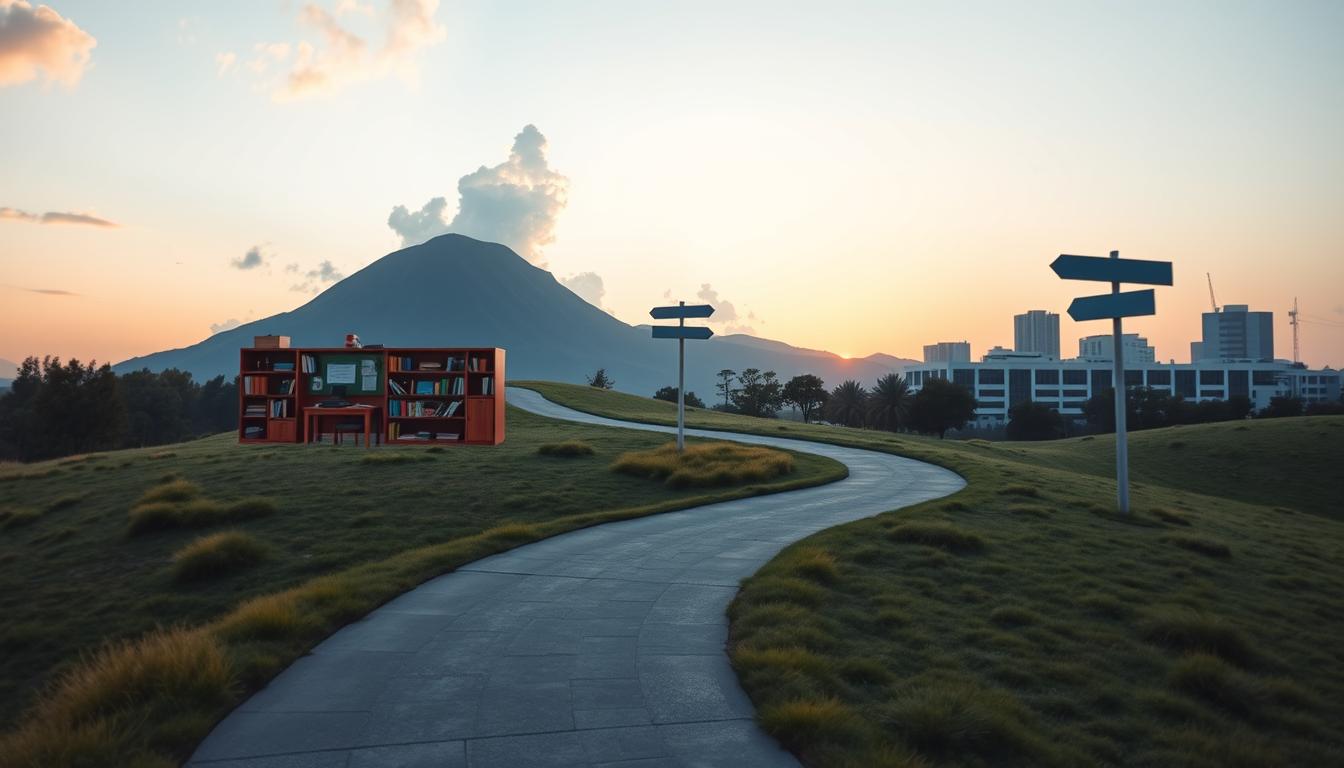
[518,382,1344,767]
[0,405,843,765]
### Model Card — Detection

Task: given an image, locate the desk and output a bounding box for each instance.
[304,406,379,448]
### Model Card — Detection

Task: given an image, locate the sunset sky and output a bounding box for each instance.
[2,0,1342,372]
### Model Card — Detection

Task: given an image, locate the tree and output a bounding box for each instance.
[1261,395,1304,419]
[867,373,911,432]
[1006,401,1063,440]
[586,368,615,389]
[825,380,868,427]
[731,368,783,418]
[716,369,737,408]
[781,374,827,423]
[653,386,705,408]
[0,356,125,461]
[907,378,976,438]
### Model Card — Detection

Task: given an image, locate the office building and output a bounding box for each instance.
[1192,304,1274,362]
[923,341,971,363]
[903,358,1339,427]
[1078,334,1156,363]
[1014,310,1060,359]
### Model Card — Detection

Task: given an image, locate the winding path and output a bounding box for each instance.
[190,388,964,768]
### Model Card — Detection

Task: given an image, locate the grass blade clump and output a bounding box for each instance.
[888,522,985,553]
[127,480,276,535]
[537,440,596,457]
[611,441,794,488]
[172,531,270,582]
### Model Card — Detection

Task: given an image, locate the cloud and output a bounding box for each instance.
[231,245,266,270]
[0,206,116,227]
[560,272,605,310]
[215,51,236,76]
[246,0,445,101]
[24,286,76,295]
[288,259,345,293]
[210,318,244,335]
[696,283,758,335]
[387,124,569,265]
[0,0,96,87]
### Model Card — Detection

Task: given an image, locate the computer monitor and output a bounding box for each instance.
[331,385,347,399]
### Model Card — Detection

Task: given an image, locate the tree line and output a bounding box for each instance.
[0,356,238,462]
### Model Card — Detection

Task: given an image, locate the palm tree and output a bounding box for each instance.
[825,379,868,428]
[868,373,912,432]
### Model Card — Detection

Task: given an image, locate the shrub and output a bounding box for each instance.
[172,531,270,582]
[1167,534,1231,558]
[537,440,596,457]
[611,441,794,488]
[888,522,985,553]
[1139,608,1258,666]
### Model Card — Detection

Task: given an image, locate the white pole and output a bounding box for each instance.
[1110,250,1130,514]
[678,301,686,453]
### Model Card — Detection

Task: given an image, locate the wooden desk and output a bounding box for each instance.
[304,406,379,448]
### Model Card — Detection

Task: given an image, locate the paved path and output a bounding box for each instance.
[191,388,964,768]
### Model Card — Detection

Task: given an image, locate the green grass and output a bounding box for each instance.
[520,381,1344,767]
[172,531,271,582]
[0,404,844,765]
[537,439,596,457]
[611,441,794,488]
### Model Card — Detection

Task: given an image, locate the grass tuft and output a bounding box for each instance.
[989,605,1041,627]
[360,452,435,464]
[888,522,985,553]
[1139,608,1258,666]
[1,507,42,529]
[537,440,596,457]
[786,547,840,584]
[759,697,868,752]
[998,484,1040,498]
[172,531,270,582]
[127,486,276,535]
[611,441,794,488]
[1166,534,1231,558]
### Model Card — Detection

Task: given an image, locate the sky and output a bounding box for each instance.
[2,0,1342,374]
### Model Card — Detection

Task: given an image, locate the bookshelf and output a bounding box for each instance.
[238,346,505,446]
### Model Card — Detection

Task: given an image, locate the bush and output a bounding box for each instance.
[537,440,596,457]
[888,522,985,553]
[172,531,270,582]
[611,441,794,488]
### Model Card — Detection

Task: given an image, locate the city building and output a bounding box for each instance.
[923,341,971,363]
[903,358,1340,427]
[1013,310,1060,359]
[1078,333,1156,363]
[1191,304,1274,362]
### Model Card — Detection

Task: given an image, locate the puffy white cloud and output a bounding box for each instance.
[696,283,758,335]
[0,0,95,87]
[231,245,266,270]
[560,272,605,310]
[0,206,115,227]
[245,0,445,102]
[387,124,569,266]
[288,259,345,293]
[210,318,244,335]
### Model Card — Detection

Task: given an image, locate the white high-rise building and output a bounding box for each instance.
[1078,334,1156,363]
[923,341,971,363]
[1013,310,1060,359]
[1191,304,1274,362]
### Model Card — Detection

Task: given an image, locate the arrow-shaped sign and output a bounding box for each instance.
[1067,289,1156,322]
[650,304,715,320]
[652,325,713,340]
[1052,254,1172,286]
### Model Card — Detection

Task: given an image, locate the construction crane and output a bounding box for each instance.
[1289,297,1300,364]
[1206,273,1220,313]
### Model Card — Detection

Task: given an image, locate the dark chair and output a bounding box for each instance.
[334,419,365,446]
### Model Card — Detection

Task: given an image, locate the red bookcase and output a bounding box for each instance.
[238,346,505,446]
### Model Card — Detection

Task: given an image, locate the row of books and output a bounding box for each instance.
[242,376,293,395]
[388,377,466,395]
[300,354,317,373]
[477,376,495,395]
[243,400,292,418]
[387,424,461,441]
[388,399,462,417]
[389,356,465,372]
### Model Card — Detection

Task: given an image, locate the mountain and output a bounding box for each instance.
[115,235,916,398]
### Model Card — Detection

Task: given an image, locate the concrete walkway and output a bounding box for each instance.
[190,388,964,768]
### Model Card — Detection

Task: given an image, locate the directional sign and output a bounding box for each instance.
[652,325,713,340]
[1067,289,1155,322]
[650,304,715,320]
[1051,254,1172,286]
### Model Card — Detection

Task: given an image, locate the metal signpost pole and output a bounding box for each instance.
[1052,250,1171,516]
[678,302,686,452]
[1109,251,1130,514]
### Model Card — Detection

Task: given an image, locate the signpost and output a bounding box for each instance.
[649,301,715,452]
[1052,251,1173,514]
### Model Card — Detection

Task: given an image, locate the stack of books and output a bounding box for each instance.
[244,403,267,417]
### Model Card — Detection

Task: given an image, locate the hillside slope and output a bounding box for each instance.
[114,234,915,396]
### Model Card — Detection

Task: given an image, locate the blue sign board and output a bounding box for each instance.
[650,304,715,320]
[652,325,714,340]
[1066,289,1156,322]
[1051,254,1173,286]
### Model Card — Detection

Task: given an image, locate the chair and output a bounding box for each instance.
[333,419,365,446]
